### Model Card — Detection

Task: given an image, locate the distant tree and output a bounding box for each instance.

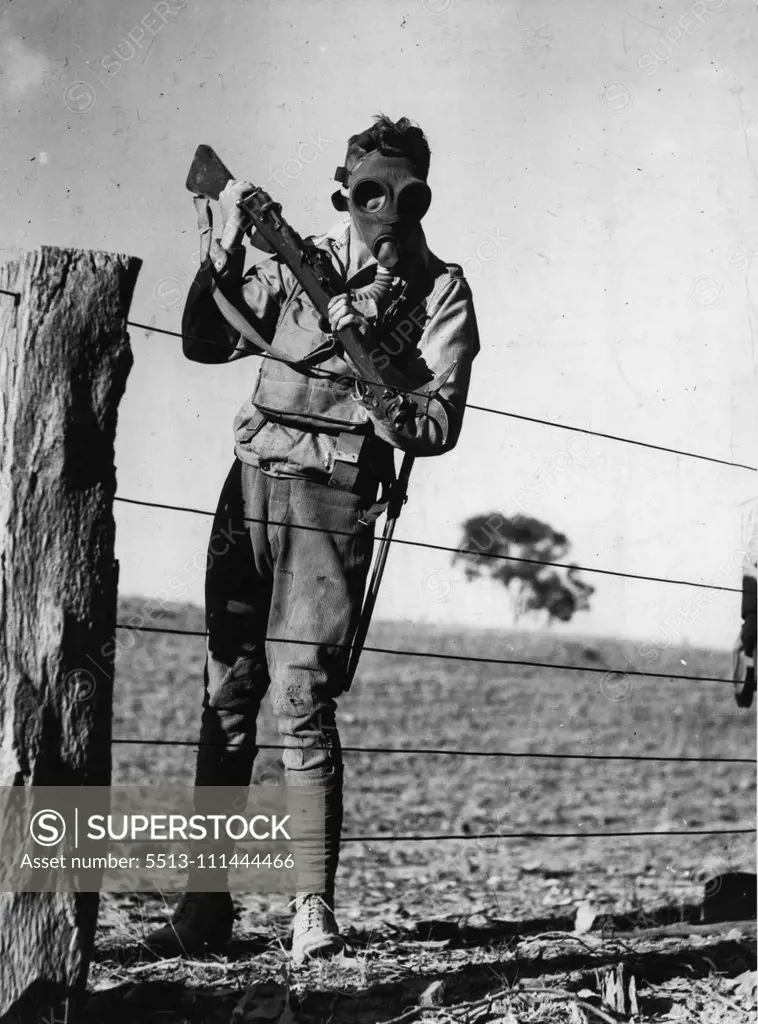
[453,512,594,625]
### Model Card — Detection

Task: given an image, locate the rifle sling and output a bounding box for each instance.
[208,275,335,374]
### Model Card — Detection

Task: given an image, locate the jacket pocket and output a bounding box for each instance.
[251,371,370,432]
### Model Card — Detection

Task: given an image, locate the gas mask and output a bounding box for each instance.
[331,148,432,271]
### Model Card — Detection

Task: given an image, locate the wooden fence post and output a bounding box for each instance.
[0,248,140,1023]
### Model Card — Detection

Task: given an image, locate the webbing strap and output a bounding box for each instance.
[208,279,334,374]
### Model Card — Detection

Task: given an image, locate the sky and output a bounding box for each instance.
[1,0,756,651]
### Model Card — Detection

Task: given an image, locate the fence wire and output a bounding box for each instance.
[127,320,757,472]
[337,827,756,844]
[116,622,736,686]
[114,495,743,595]
[112,736,755,766]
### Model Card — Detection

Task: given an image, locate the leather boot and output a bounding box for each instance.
[143,890,234,958]
[142,722,251,959]
[291,891,344,963]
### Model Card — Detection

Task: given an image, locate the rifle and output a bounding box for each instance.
[185,144,450,406]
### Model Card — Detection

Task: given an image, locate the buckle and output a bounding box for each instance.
[327,433,366,492]
[333,434,363,465]
[358,501,389,527]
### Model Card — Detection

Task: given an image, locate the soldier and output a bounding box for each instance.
[145,115,480,962]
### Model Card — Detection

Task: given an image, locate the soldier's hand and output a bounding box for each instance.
[327,294,369,336]
[218,179,256,251]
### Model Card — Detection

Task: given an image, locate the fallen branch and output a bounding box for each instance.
[382,983,622,1024]
[511,987,620,1024]
[524,932,607,956]
[381,1007,423,1024]
[607,919,756,942]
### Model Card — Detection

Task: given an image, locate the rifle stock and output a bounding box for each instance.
[185,144,234,201]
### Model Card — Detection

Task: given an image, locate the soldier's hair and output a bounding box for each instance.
[345,114,431,180]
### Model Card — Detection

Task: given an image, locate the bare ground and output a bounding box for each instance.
[84,598,756,1023]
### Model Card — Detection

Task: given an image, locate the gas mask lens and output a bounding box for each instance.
[352,179,386,214]
[397,181,432,221]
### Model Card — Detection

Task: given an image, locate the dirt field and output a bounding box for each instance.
[86,597,756,1023]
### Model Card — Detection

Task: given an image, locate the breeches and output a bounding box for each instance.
[195,459,376,794]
